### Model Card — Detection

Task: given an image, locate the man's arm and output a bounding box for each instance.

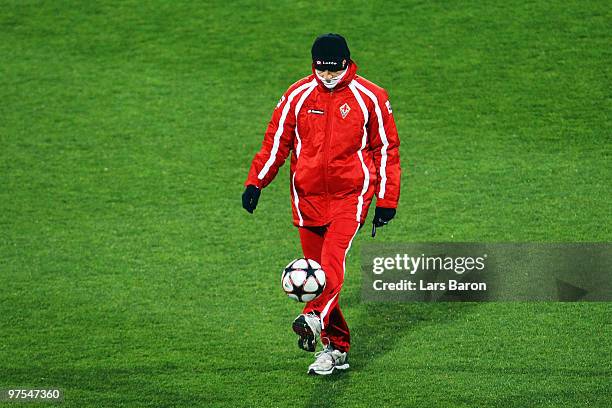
[245,82,307,189]
[243,80,313,213]
[366,88,401,209]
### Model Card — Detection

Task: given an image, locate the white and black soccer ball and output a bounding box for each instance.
[281,258,326,302]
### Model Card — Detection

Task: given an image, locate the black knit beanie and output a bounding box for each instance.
[311,33,350,72]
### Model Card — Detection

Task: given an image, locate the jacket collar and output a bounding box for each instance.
[312,60,358,92]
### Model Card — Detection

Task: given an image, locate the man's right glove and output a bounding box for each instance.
[242,185,261,214]
[372,207,396,237]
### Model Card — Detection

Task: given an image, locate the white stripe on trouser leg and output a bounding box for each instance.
[349,81,370,222]
[320,223,360,330]
[353,80,389,198]
[343,224,361,278]
[290,80,317,226]
[257,81,314,180]
[320,294,337,331]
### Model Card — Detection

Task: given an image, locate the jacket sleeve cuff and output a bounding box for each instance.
[375,197,398,209]
[244,177,262,189]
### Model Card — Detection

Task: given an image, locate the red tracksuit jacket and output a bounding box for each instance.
[245,61,401,227]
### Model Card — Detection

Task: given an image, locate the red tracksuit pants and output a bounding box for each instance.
[299,218,360,353]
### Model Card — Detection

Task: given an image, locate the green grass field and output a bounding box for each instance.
[1,1,610,407]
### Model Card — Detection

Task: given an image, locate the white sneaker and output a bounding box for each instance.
[307,346,350,375]
[292,313,321,352]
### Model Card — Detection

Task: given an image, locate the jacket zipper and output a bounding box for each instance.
[323,89,334,217]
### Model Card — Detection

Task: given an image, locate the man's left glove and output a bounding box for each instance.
[242,185,261,214]
[372,207,396,237]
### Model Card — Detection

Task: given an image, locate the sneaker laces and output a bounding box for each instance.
[313,345,334,365]
[305,313,322,334]
[306,312,320,324]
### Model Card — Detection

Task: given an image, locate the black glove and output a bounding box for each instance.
[372,207,396,237]
[242,185,261,213]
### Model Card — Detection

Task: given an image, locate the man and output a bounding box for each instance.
[242,33,401,375]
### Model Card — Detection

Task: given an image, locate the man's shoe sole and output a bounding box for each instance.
[308,363,350,376]
[292,316,316,352]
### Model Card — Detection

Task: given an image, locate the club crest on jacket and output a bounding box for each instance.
[340,103,351,119]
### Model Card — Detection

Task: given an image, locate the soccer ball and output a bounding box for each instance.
[281,258,326,302]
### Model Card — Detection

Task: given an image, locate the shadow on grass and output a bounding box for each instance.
[305,300,480,408]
